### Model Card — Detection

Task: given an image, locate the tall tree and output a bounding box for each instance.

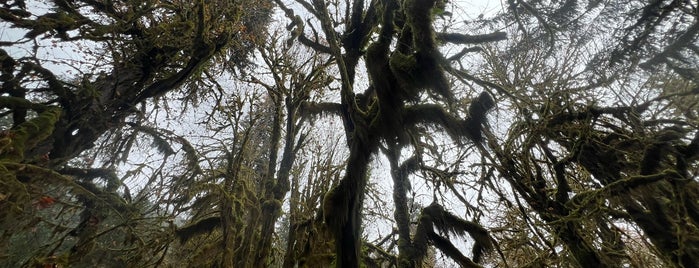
[275,0,505,266]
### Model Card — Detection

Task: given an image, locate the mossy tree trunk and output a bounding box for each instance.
[275,0,504,266]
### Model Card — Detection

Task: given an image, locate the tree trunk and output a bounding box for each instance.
[327,132,376,267]
[385,145,418,267]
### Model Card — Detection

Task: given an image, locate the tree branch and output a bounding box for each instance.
[437,31,507,44]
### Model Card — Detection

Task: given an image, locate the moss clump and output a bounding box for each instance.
[0,107,61,161]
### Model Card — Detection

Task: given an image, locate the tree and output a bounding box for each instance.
[170,30,334,267]
[281,130,344,267]
[476,0,699,266]
[275,0,505,266]
[0,0,272,266]
[275,0,699,266]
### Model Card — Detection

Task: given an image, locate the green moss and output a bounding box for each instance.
[389,51,417,72]
[405,0,438,52]
[388,52,422,99]
[322,185,348,229]
[0,107,61,161]
[0,135,13,156]
[0,107,61,224]
[262,199,283,217]
[0,163,29,224]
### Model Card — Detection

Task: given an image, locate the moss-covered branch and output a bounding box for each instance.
[437,32,507,44]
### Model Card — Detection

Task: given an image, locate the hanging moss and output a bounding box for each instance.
[0,164,29,223]
[463,92,495,143]
[388,51,417,73]
[409,202,493,267]
[176,216,222,243]
[388,51,422,100]
[0,107,61,162]
[322,184,349,230]
[405,0,438,51]
[391,0,453,101]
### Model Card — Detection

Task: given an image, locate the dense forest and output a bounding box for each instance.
[1,0,697,267]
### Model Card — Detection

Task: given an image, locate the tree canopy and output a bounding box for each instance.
[1,0,697,267]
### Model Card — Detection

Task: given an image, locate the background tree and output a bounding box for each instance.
[169,31,335,267]
[280,131,344,267]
